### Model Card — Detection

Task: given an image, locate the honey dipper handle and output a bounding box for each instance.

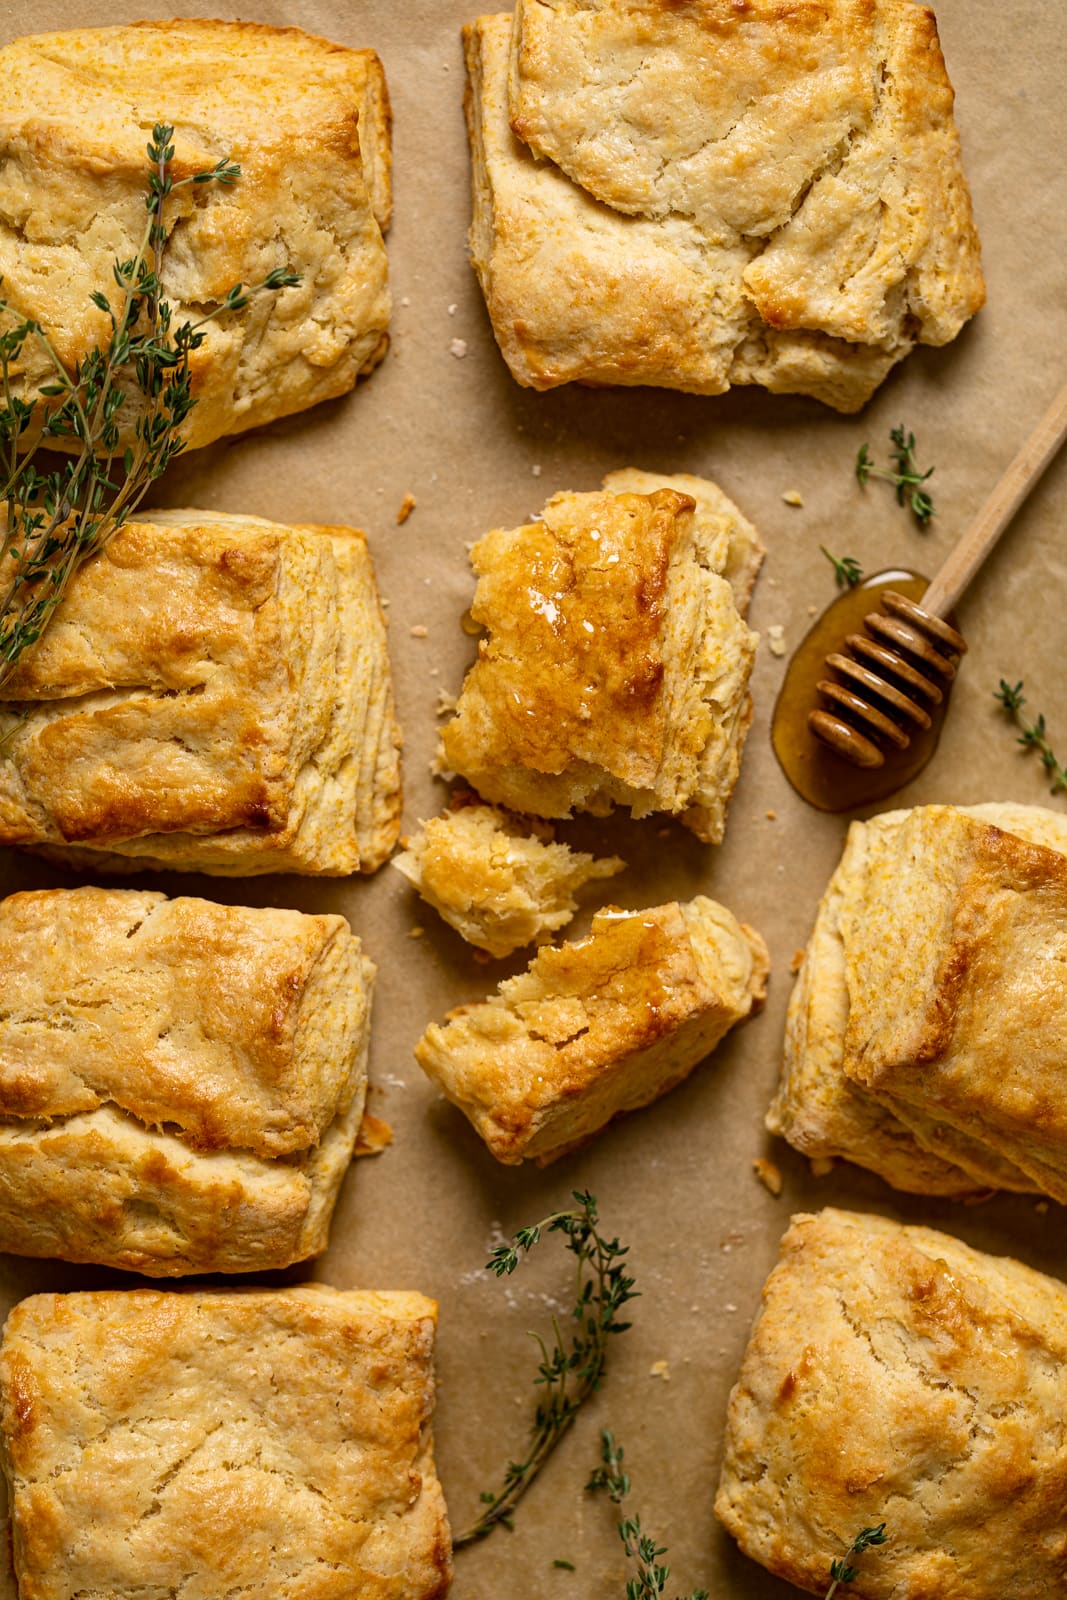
[922,376,1067,618]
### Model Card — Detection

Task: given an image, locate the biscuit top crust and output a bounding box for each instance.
[716,1208,1067,1599]
[442,487,693,788]
[0,885,365,1157]
[841,805,1067,1198]
[0,512,357,845]
[0,21,392,452]
[0,1286,449,1600]
[0,20,390,223]
[506,0,984,351]
[511,0,875,238]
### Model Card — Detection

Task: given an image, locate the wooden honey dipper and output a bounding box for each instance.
[810,378,1067,769]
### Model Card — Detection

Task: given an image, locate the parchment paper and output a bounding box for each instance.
[0,2,1065,1595]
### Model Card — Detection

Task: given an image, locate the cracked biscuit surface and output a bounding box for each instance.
[0,19,391,450]
[0,509,401,876]
[439,474,761,842]
[465,3,983,410]
[767,803,1067,1199]
[716,1208,1067,1598]
[0,1285,451,1600]
[0,885,375,1275]
[415,895,768,1163]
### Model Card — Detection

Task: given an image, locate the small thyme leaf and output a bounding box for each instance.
[588,1430,708,1600]
[820,546,864,588]
[454,1192,637,1549]
[855,425,935,526]
[0,121,301,690]
[995,679,1067,795]
[553,1559,576,1571]
[825,1524,888,1597]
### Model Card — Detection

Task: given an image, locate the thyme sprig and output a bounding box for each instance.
[825,1524,889,1596]
[454,1191,637,1548]
[856,424,936,525]
[0,123,299,690]
[821,547,864,588]
[588,1430,708,1600]
[995,680,1067,794]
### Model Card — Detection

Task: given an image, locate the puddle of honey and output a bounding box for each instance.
[771,569,955,812]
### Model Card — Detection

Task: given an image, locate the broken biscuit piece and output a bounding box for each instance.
[438,473,762,843]
[415,895,768,1164]
[393,799,624,957]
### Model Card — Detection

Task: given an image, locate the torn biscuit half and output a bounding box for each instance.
[0,885,375,1275]
[0,509,401,876]
[392,797,624,957]
[0,19,392,451]
[415,895,768,1164]
[0,1284,451,1600]
[438,472,762,843]
[767,802,1067,1200]
[716,1208,1067,1599]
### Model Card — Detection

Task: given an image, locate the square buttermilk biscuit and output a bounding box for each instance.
[0,20,391,451]
[392,799,625,957]
[438,475,762,843]
[767,803,1067,1200]
[465,4,984,412]
[0,509,401,876]
[716,1209,1067,1599]
[415,895,768,1164]
[0,1286,451,1600]
[0,885,375,1276]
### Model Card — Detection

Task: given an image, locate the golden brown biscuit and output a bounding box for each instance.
[715,1208,1067,1599]
[0,885,374,1275]
[0,509,401,876]
[0,1285,451,1600]
[768,803,1067,1199]
[465,5,983,411]
[0,20,391,451]
[393,799,624,957]
[415,895,768,1163]
[438,479,759,842]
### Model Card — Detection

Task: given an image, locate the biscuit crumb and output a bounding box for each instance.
[767,624,786,656]
[531,464,542,477]
[809,1156,835,1178]
[807,604,818,616]
[354,1111,394,1158]
[396,493,417,525]
[409,926,425,940]
[1036,1201,1050,1214]
[789,947,806,975]
[473,948,492,964]
[753,1157,783,1196]
[448,303,458,315]
[449,338,468,359]
[649,1359,671,1381]
[765,809,777,821]
[781,489,804,506]
[657,826,671,838]
[400,296,410,307]
[410,624,429,638]
[436,688,458,717]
